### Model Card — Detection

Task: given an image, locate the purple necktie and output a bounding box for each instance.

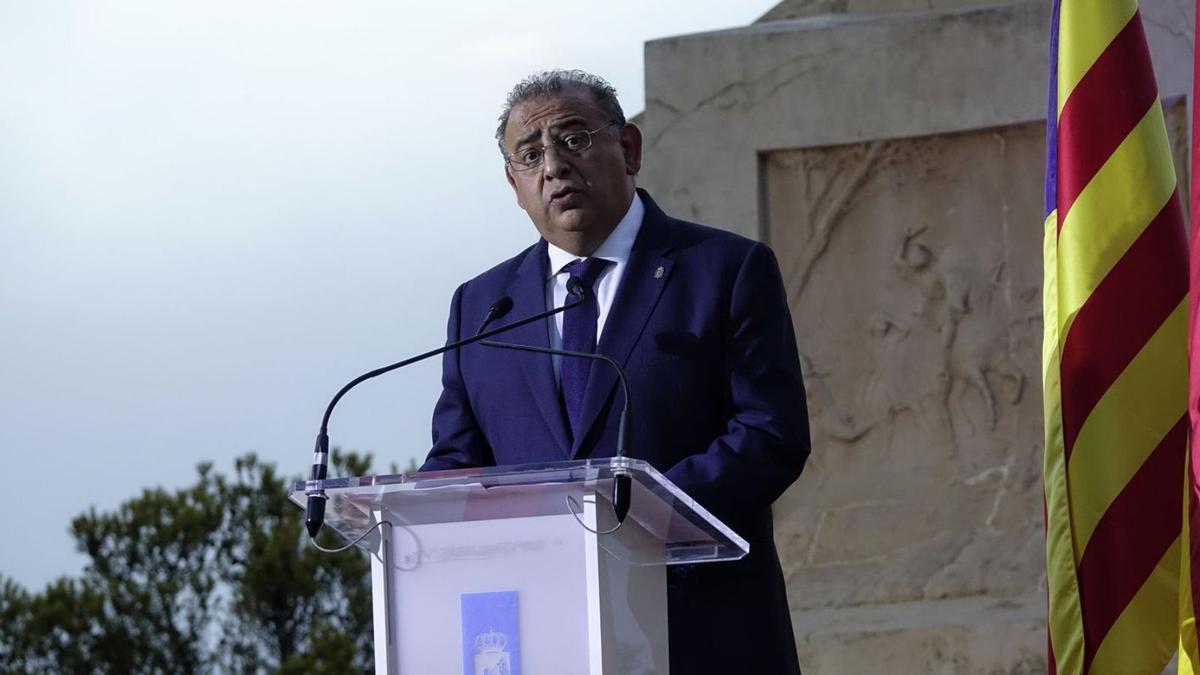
[561,257,610,439]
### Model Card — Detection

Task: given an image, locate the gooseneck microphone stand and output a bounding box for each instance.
[305,290,582,539]
[478,340,634,524]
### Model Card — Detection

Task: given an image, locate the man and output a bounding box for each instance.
[422,70,810,673]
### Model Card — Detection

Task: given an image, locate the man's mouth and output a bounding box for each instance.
[549,187,582,204]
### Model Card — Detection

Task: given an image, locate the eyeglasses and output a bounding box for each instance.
[505,121,618,172]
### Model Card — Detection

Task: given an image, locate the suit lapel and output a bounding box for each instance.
[570,196,676,458]
[504,242,573,458]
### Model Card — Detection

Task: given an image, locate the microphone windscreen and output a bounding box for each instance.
[476,296,516,336]
[491,296,514,319]
[566,277,586,299]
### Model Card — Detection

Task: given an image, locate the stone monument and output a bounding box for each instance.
[638,1,1193,671]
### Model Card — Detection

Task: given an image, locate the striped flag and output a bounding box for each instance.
[1043,0,1190,673]
[1180,4,1200,672]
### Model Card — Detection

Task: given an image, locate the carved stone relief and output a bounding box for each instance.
[764,121,1047,610]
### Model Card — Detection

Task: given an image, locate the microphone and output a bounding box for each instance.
[566,276,585,300]
[305,289,580,539]
[475,296,514,335]
[478,338,634,523]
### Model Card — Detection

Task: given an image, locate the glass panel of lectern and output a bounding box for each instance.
[290,457,748,675]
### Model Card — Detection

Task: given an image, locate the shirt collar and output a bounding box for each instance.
[546,192,645,277]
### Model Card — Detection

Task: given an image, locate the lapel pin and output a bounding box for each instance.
[654,266,664,279]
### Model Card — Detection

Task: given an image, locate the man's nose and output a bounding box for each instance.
[541,144,572,178]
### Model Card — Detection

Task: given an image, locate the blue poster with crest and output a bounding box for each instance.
[461,590,520,675]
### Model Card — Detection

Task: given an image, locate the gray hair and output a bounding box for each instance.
[495,69,626,155]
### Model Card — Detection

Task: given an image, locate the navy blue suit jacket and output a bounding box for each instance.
[423,190,809,673]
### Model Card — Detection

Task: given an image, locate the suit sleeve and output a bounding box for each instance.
[663,241,810,525]
[421,283,496,471]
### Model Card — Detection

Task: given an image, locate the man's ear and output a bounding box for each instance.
[620,123,643,176]
[505,165,531,213]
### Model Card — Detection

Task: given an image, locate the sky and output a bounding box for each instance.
[0,1,780,590]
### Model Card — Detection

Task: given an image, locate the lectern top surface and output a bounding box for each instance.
[289,458,749,565]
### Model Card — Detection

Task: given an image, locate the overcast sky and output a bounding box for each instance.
[0,1,780,590]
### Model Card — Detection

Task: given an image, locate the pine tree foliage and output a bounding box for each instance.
[0,451,374,675]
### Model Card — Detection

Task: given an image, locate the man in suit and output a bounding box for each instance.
[422,70,810,674]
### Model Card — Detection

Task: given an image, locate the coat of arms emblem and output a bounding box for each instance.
[473,628,511,675]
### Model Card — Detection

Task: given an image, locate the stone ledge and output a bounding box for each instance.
[797,617,1046,675]
[793,593,1045,639]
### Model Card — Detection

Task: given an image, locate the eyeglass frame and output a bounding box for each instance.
[504,121,620,172]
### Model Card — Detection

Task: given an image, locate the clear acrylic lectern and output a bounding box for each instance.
[289,457,748,675]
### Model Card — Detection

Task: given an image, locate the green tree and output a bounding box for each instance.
[0,451,375,675]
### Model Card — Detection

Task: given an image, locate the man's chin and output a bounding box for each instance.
[549,209,592,233]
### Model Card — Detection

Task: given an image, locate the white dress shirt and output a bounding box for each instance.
[545,192,645,381]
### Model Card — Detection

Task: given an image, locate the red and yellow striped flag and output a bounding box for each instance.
[1043,1,1190,673]
[1179,4,1200,672]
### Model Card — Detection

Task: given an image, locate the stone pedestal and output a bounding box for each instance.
[638,2,1193,671]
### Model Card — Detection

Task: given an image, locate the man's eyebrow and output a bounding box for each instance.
[552,117,590,130]
[513,128,542,147]
[512,117,591,147]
